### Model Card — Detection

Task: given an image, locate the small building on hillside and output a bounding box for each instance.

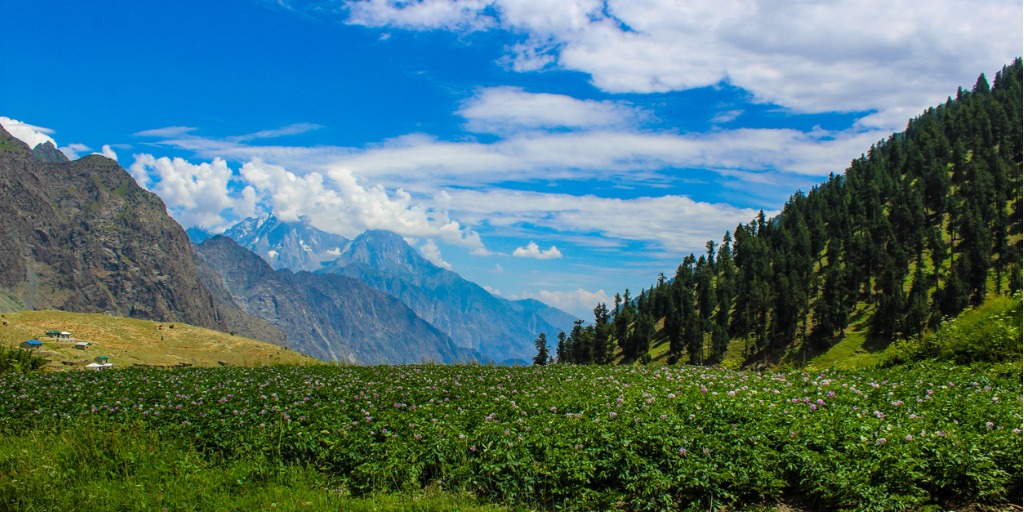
[21,339,43,349]
[46,329,60,340]
[75,341,91,350]
[95,355,109,364]
[59,331,72,341]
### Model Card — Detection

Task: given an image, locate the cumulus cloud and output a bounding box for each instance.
[339,0,1021,130]
[513,241,563,259]
[97,144,118,161]
[128,154,239,230]
[419,239,453,269]
[0,116,57,149]
[126,153,489,251]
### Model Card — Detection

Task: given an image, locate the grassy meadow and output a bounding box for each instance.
[0,310,317,369]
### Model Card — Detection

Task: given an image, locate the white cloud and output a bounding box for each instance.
[513,241,562,259]
[711,110,743,124]
[134,126,197,137]
[459,86,643,134]
[227,123,324,143]
[449,189,764,254]
[126,153,488,251]
[419,239,453,269]
[0,116,57,149]
[325,125,884,194]
[61,143,90,160]
[346,0,496,30]
[338,0,1021,131]
[128,154,239,230]
[97,144,118,162]
[519,288,613,318]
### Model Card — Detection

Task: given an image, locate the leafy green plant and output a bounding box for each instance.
[884,294,1022,365]
[0,345,47,374]
[0,363,1019,510]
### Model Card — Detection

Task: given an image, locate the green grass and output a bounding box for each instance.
[882,294,1023,366]
[0,421,516,512]
[0,310,318,369]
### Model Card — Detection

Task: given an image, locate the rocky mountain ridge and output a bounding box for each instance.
[194,235,472,364]
[320,230,577,363]
[0,126,228,329]
[220,215,350,272]
[209,218,577,363]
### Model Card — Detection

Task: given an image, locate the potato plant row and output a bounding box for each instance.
[1,363,1020,510]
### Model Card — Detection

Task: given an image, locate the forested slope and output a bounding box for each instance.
[555,59,1022,366]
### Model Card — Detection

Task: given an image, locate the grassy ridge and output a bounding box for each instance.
[0,310,317,369]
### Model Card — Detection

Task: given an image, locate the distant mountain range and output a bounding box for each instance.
[199,218,578,363]
[194,235,471,364]
[0,122,575,365]
[319,230,577,362]
[224,216,350,272]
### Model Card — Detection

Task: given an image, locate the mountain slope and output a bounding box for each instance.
[221,216,349,272]
[0,126,227,329]
[195,235,471,364]
[601,59,1023,368]
[319,230,576,362]
[0,310,316,369]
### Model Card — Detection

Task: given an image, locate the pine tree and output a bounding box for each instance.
[902,262,931,337]
[533,333,550,366]
[555,331,568,363]
[592,303,612,364]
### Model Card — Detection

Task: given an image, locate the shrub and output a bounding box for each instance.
[884,294,1022,365]
[0,345,47,374]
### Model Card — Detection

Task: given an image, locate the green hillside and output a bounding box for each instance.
[549,59,1023,369]
[0,310,319,370]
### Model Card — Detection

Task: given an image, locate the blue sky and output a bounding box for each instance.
[2,0,1020,319]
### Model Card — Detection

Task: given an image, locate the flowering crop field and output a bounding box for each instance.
[1,363,1020,510]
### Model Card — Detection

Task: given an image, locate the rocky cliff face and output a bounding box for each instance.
[31,141,68,163]
[319,230,577,363]
[0,126,226,329]
[195,235,471,364]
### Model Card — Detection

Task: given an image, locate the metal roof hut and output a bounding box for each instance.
[21,339,43,349]
[45,329,60,340]
[58,331,72,341]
